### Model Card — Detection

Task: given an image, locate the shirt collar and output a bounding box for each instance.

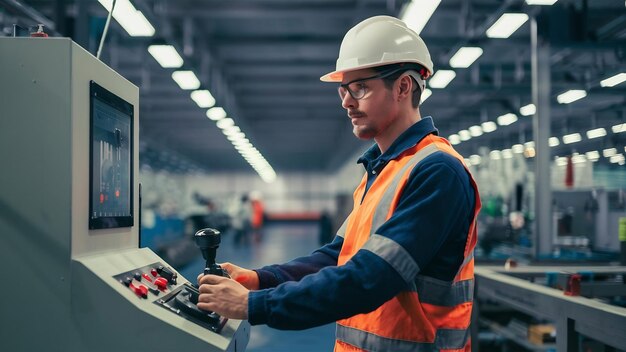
[357,116,439,171]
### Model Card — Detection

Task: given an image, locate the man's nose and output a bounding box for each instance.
[341,92,357,110]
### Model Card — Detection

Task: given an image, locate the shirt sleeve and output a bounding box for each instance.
[248,152,475,330]
[254,235,344,289]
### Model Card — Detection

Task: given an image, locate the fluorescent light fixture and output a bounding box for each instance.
[557,89,587,104]
[549,137,560,147]
[555,157,568,167]
[172,71,200,90]
[563,133,582,144]
[610,154,625,164]
[512,144,524,154]
[525,147,536,158]
[147,45,183,68]
[400,0,441,34]
[520,103,536,116]
[190,90,215,108]
[497,113,518,126]
[586,128,607,139]
[525,0,558,5]
[586,151,600,160]
[469,125,483,137]
[481,121,497,133]
[98,0,155,37]
[502,149,513,159]
[420,88,432,103]
[600,73,626,87]
[572,154,587,164]
[449,47,483,68]
[486,13,529,39]
[206,107,227,121]
[459,130,471,141]
[223,126,241,136]
[448,134,461,145]
[216,118,234,129]
[490,150,502,160]
[612,123,626,133]
[603,148,617,157]
[525,141,536,149]
[428,70,456,89]
[469,155,482,165]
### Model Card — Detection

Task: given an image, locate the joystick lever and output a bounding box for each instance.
[194,228,228,277]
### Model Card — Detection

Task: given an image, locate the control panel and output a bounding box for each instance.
[113,262,228,333]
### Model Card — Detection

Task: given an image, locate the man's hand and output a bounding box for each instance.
[197,274,249,320]
[198,262,260,290]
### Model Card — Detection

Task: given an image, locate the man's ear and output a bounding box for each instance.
[396,75,413,102]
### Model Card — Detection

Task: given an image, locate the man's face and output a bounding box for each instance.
[339,69,398,140]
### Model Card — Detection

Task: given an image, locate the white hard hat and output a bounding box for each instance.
[320,15,434,82]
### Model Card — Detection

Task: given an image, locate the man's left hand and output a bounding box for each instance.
[197,274,249,320]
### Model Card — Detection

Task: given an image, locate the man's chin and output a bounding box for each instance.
[353,129,376,140]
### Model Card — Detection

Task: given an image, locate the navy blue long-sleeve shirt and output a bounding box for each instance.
[248,117,476,330]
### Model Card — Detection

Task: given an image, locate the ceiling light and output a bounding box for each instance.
[525,141,535,149]
[502,149,513,159]
[459,130,471,141]
[557,90,587,104]
[555,157,568,167]
[497,113,518,126]
[449,134,461,145]
[586,151,600,160]
[603,148,617,157]
[612,123,626,133]
[449,47,483,68]
[420,88,432,103]
[190,90,215,108]
[172,71,200,90]
[216,118,234,129]
[490,150,502,160]
[600,73,626,87]
[428,70,456,89]
[512,144,524,154]
[525,0,558,5]
[481,121,497,133]
[206,107,227,121]
[147,45,183,68]
[586,128,607,139]
[469,125,483,137]
[609,154,625,164]
[572,154,587,164]
[469,155,482,165]
[549,137,560,147]
[486,13,529,39]
[223,126,241,136]
[520,103,536,116]
[563,133,582,144]
[98,0,155,37]
[400,0,441,34]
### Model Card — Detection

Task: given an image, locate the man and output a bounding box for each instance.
[198,15,481,352]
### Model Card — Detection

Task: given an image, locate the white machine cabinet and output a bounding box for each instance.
[0,37,249,352]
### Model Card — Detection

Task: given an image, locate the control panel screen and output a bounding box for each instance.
[89,81,134,229]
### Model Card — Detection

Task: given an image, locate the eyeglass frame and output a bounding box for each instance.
[338,68,425,101]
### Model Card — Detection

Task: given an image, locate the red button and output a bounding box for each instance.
[142,273,153,282]
[154,277,168,290]
[151,269,158,277]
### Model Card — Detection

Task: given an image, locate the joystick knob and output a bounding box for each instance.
[194,228,227,276]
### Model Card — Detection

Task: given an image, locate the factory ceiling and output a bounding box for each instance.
[1,0,625,176]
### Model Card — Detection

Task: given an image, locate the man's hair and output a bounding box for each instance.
[372,63,425,109]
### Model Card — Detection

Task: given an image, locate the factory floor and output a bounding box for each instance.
[180,222,335,352]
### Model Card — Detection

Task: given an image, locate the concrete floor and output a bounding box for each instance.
[179,222,336,352]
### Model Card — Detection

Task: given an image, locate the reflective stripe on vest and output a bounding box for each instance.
[337,324,471,352]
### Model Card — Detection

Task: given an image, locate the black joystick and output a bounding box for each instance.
[194,228,228,277]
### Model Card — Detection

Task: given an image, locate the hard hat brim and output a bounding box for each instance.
[320,60,433,82]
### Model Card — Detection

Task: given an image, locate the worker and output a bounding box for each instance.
[197,15,481,352]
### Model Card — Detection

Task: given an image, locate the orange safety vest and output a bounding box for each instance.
[334,134,481,352]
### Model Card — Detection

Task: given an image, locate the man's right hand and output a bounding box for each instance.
[198,262,260,290]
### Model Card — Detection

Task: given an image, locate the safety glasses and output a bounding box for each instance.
[338,69,423,101]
